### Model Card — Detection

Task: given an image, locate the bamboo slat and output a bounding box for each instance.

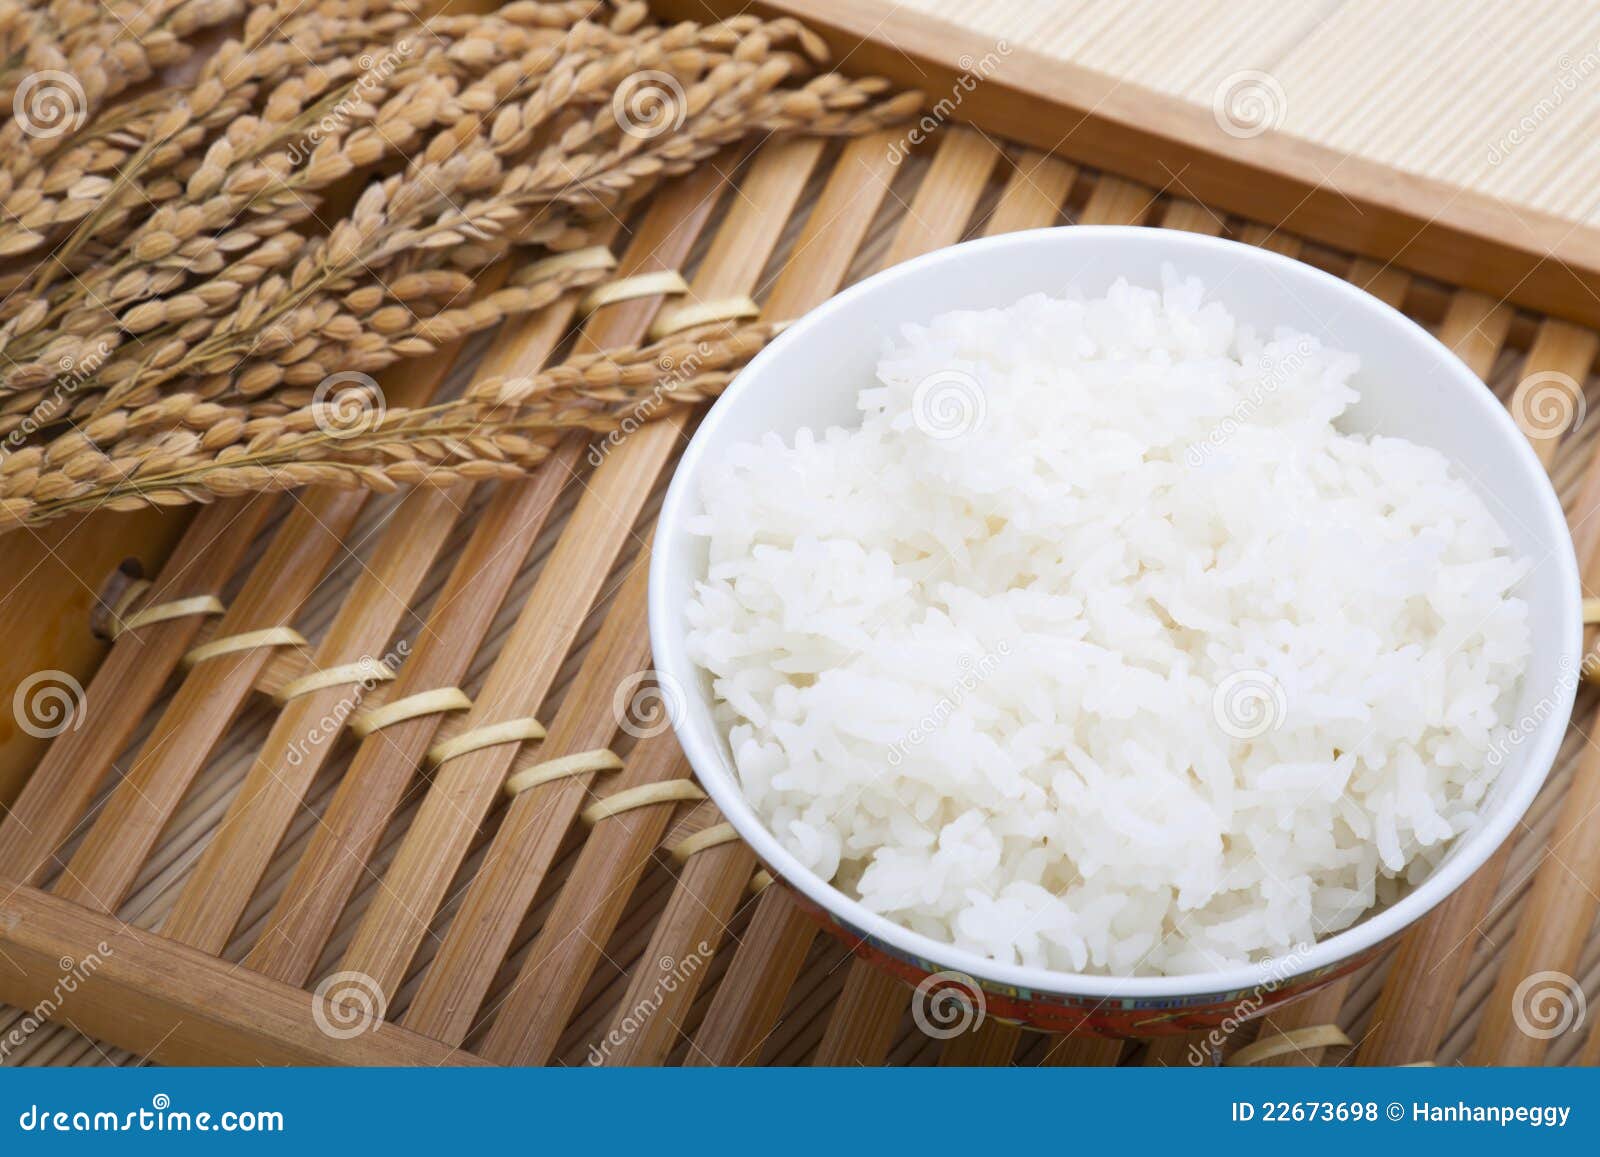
[689,883,818,1065]
[1039,1035,1124,1065]
[331,170,728,1007]
[160,484,470,953]
[597,838,757,1065]
[811,964,906,1066]
[402,139,826,1048]
[52,489,364,913]
[0,883,478,1066]
[1161,200,1226,236]
[939,1020,1021,1066]
[1438,293,1517,384]
[1142,1035,1207,1067]
[1519,323,1599,472]
[980,155,1075,236]
[243,444,576,985]
[476,729,695,1063]
[1078,175,1157,228]
[880,131,1001,266]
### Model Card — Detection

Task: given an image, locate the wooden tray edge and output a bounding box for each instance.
[656,0,1600,331]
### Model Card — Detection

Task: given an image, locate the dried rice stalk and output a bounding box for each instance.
[0,0,915,531]
[0,321,778,528]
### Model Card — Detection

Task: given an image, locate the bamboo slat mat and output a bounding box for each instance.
[2,119,1599,1068]
[895,0,1600,228]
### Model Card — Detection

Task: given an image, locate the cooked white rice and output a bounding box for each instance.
[685,270,1530,976]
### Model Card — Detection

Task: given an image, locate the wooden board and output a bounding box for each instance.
[655,0,1600,333]
[895,0,1600,229]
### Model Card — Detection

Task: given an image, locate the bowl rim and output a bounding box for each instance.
[647,224,1582,999]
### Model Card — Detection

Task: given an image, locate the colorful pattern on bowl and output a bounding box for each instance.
[785,885,1382,1039]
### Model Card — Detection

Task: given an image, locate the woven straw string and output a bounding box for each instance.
[648,295,762,340]
[184,627,306,667]
[429,716,546,766]
[350,687,472,738]
[581,780,706,824]
[275,660,395,703]
[1227,1025,1354,1066]
[578,270,690,315]
[504,749,623,796]
[108,578,228,641]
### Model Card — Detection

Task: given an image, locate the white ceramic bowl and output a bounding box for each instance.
[648,226,1581,1034]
